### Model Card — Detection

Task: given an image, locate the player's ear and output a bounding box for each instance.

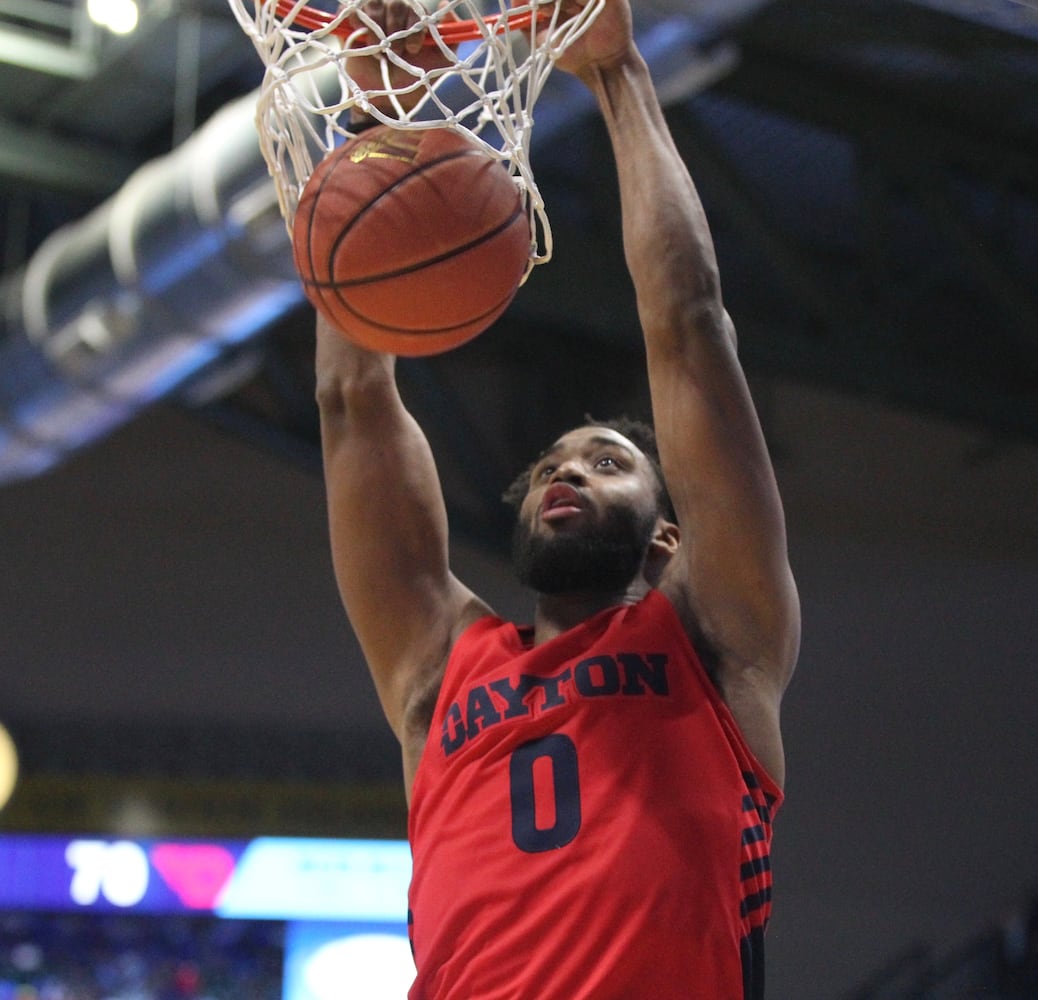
[649,518,680,557]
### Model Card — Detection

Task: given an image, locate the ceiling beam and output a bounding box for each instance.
[722,12,1038,192]
[0,116,135,195]
[740,309,1038,443]
[665,105,852,337]
[0,25,94,78]
[906,170,1038,364]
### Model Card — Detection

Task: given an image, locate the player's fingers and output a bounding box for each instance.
[401,0,460,56]
[346,0,384,40]
[401,2,427,55]
[383,0,414,34]
[375,0,423,55]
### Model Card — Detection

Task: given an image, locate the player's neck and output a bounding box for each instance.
[531,579,651,645]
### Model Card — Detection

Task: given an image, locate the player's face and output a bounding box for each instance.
[511,427,661,594]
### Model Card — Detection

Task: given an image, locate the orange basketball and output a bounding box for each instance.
[293,126,531,357]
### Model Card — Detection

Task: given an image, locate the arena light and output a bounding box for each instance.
[86,0,139,35]
[0,723,17,811]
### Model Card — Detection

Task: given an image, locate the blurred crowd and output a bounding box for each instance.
[0,912,283,1000]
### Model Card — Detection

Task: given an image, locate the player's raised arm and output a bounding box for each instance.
[559,0,800,783]
[314,317,491,772]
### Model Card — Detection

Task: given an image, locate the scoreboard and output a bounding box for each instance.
[0,833,415,999]
[0,833,411,917]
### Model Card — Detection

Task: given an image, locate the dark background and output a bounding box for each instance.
[1,1,1037,997]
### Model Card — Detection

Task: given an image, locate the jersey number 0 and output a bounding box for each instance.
[509,734,582,852]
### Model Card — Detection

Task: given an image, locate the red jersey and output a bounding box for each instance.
[407,589,782,1000]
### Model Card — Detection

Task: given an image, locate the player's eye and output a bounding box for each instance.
[595,455,619,469]
[536,464,556,480]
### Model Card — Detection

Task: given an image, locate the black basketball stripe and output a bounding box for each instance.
[322,146,513,284]
[319,254,522,338]
[311,199,526,289]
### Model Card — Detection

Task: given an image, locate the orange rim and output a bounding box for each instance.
[272,1,549,42]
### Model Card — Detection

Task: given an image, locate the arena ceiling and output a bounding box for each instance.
[0,0,1035,499]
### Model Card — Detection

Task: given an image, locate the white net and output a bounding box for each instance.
[227,0,605,269]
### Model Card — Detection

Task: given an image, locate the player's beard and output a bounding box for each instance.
[511,502,657,595]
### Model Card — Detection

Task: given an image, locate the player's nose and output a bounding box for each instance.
[548,457,586,484]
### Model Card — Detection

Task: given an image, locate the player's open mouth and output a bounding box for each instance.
[541,484,585,522]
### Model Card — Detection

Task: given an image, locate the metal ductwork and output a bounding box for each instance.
[0,5,758,487]
[0,88,302,484]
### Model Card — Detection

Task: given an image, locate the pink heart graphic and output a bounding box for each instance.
[150,843,237,909]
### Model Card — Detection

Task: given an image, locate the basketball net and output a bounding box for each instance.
[227,0,606,270]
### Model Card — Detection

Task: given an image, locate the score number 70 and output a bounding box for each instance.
[65,839,150,908]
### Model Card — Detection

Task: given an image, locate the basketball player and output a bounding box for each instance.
[314,0,800,996]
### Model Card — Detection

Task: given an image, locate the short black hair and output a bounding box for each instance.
[501,415,675,521]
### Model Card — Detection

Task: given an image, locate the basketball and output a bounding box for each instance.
[292,126,531,356]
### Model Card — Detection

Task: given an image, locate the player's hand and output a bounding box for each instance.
[345,0,457,115]
[552,0,636,81]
